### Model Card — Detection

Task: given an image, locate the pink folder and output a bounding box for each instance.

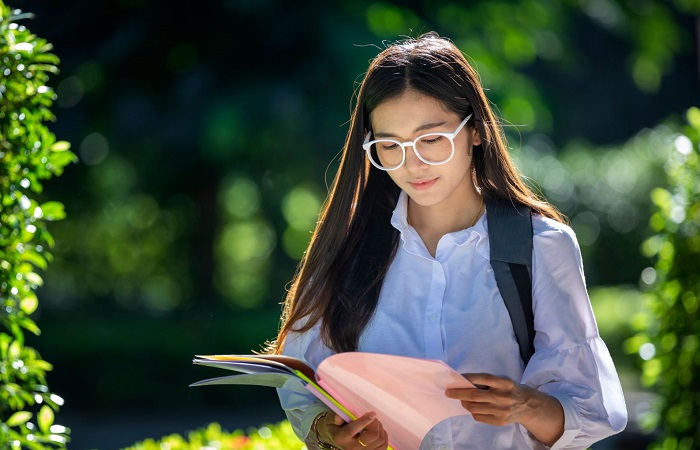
[313,353,474,450]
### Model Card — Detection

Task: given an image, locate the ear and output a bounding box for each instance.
[470,127,482,147]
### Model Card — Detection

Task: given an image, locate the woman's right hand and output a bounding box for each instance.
[316,411,388,450]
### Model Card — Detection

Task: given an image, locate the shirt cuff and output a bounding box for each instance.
[548,393,582,449]
[301,403,334,443]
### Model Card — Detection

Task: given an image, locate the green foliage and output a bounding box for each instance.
[514,125,674,285]
[364,0,693,131]
[125,421,304,450]
[628,107,700,448]
[36,0,697,316]
[589,286,652,376]
[0,1,73,447]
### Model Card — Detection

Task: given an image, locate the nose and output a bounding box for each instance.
[403,144,428,171]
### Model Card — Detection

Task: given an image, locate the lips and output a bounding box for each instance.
[408,178,438,190]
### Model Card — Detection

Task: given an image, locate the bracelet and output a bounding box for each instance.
[311,411,339,450]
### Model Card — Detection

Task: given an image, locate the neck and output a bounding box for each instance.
[407,185,483,237]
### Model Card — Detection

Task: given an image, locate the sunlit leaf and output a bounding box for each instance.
[19,317,41,336]
[20,294,38,315]
[687,107,700,131]
[39,201,65,221]
[6,411,32,427]
[47,150,77,172]
[49,141,71,152]
[20,250,48,270]
[9,339,22,359]
[38,405,54,434]
[23,271,43,286]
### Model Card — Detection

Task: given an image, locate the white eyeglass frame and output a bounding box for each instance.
[362,113,473,171]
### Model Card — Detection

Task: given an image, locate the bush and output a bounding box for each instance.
[125,421,304,450]
[0,1,73,447]
[630,107,700,449]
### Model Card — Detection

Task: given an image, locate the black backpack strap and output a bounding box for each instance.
[484,198,535,365]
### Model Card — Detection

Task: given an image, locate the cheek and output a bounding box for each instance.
[386,170,402,186]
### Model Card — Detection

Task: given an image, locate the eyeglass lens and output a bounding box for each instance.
[369,134,453,169]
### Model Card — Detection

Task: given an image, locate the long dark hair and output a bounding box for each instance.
[271,32,564,354]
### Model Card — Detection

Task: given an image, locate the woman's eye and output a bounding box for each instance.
[420,135,444,145]
[378,142,399,151]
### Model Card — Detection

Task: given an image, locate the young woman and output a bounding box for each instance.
[272,32,627,450]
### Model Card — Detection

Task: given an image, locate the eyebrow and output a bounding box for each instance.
[372,120,448,139]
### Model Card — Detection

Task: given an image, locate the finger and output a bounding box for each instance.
[355,430,380,448]
[332,412,345,426]
[344,412,377,436]
[445,386,479,400]
[365,429,389,450]
[446,386,500,403]
[471,412,510,427]
[459,399,488,413]
[464,373,514,390]
[370,439,388,450]
[363,419,388,446]
[460,398,506,413]
[352,416,386,448]
[447,386,507,404]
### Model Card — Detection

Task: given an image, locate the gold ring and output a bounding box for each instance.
[357,435,367,447]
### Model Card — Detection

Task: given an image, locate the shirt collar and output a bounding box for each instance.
[389,191,490,260]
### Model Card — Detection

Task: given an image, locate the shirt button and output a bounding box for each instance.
[440,446,449,450]
[428,313,438,321]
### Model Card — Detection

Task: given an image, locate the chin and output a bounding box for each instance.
[406,193,442,208]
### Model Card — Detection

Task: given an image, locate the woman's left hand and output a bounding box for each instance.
[445,373,564,446]
[445,373,533,426]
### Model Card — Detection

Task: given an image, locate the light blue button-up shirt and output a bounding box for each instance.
[278,191,627,449]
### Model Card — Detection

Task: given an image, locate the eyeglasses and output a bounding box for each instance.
[363,114,472,171]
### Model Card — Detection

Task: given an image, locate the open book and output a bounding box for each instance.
[191,352,474,450]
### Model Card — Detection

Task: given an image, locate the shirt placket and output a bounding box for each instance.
[424,259,447,359]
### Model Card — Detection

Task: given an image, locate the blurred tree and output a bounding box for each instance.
[31,0,699,316]
[628,107,700,449]
[0,1,72,447]
[513,125,674,284]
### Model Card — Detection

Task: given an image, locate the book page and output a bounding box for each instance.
[190,373,291,388]
[316,353,474,450]
[196,354,316,380]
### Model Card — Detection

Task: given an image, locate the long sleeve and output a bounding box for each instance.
[276,321,335,444]
[522,218,628,449]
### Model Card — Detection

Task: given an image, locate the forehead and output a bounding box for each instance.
[369,90,454,133]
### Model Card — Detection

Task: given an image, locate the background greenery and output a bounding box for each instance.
[2,0,698,448]
[0,2,72,447]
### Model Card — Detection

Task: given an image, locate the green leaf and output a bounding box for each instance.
[9,339,22,359]
[39,201,66,221]
[50,141,71,152]
[48,434,68,444]
[10,323,25,345]
[23,271,43,286]
[20,250,48,270]
[47,150,76,174]
[27,63,60,75]
[687,107,700,131]
[18,316,41,336]
[34,53,60,65]
[20,294,38,314]
[26,358,53,372]
[37,405,54,434]
[6,411,32,427]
